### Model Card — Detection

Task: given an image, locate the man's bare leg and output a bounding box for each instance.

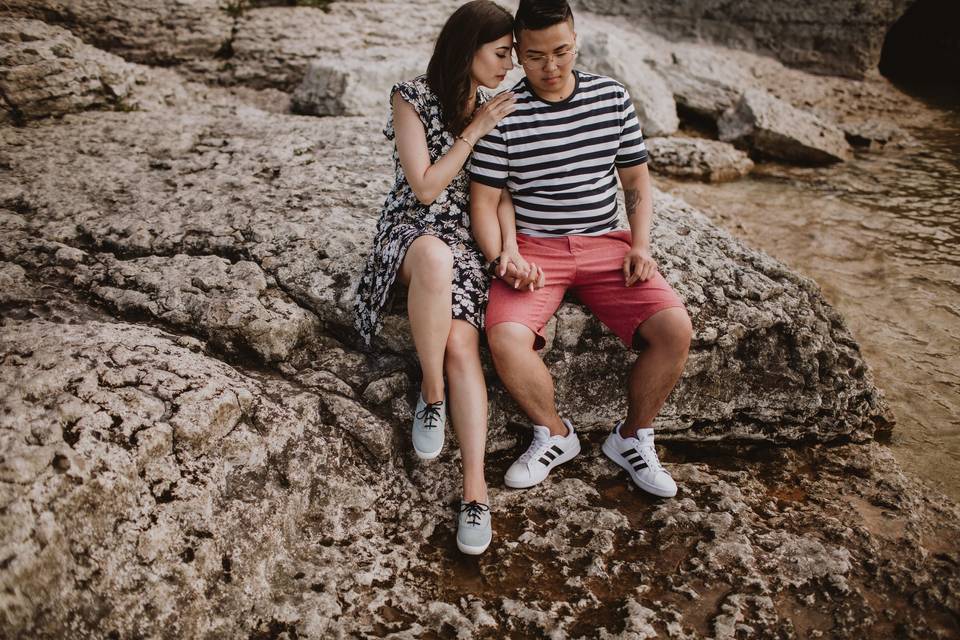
[486,322,567,437]
[620,307,693,438]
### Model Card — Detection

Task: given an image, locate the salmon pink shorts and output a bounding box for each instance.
[486,230,685,350]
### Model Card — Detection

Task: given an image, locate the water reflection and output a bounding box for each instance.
[659,105,960,500]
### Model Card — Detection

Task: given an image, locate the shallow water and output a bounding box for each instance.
[659,105,960,501]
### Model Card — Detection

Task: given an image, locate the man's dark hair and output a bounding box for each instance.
[514,0,574,39]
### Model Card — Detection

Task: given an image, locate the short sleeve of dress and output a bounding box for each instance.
[384,77,430,141]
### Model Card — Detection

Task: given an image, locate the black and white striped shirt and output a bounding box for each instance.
[469,70,648,237]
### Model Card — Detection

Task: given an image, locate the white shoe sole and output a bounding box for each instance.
[413,442,443,460]
[456,537,491,555]
[504,438,582,489]
[602,436,677,498]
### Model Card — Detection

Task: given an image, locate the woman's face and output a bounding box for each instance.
[470,34,515,89]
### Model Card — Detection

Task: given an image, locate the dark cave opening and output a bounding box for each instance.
[879,0,960,103]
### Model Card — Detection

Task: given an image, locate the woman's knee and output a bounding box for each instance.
[405,236,453,286]
[444,322,480,370]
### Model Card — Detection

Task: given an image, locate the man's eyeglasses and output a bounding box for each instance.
[519,48,577,69]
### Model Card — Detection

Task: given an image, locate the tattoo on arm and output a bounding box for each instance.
[624,189,642,218]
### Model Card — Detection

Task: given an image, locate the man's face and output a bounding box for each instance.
[516,20,577,95]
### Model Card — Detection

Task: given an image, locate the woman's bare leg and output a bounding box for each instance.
[398,236,453,404]
[444,319,488,503]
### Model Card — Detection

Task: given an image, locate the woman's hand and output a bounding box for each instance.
[498,245,545,291]
[463,92,516,143]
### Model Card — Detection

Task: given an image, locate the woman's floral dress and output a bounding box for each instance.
[354,75,490,348]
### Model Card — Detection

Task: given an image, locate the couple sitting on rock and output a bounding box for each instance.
[354,0,692,555]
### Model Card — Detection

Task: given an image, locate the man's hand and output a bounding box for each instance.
[623,245,658,286]
[500,256,546,291]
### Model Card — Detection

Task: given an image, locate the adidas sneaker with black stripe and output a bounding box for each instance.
[602,421,677,498]
[504,419,581,489]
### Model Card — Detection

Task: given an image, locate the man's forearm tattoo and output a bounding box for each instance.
[624,189,642,219]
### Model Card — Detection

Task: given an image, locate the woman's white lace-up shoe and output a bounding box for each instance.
[504,419,581,489]
[602,421,677,498]
[456,500,492,555]
[411,393,445,460]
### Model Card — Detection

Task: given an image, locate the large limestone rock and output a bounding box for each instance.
[646,136,753,182]
[719,89,853,164]
[0,18,138,123]
[0,97,886,445]
[577,0,914,79]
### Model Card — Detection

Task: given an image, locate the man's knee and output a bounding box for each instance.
[486,322,535,361]
[641,308,692,357]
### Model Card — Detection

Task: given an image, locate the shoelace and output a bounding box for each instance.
[636,443,665,473]
[460,501,490,526]
[516,430,551,465]
[415,400,443,429]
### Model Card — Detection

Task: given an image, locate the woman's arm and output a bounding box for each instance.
[394,92,514,205]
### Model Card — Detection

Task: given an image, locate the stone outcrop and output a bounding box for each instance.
[0,99,887,445]
[719,89,853,164]
[0,19,139,124]
[646,137,753,182]
[577,0,914,79]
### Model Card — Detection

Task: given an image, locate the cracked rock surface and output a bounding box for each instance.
[1,2,957,638]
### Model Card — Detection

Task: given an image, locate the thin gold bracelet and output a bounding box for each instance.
[456,135,474,149]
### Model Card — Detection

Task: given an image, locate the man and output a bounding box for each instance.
[469,0,692,498]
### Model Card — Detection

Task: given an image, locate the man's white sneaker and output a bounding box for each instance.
[411,393,445,460]
[504,419,581,489]
[602,422,677,498]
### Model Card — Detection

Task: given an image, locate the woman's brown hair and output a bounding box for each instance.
[426,0,513,136]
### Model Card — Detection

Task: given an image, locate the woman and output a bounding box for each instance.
[353,0,517,555]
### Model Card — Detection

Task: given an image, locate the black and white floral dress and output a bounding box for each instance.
[354,75,490,348]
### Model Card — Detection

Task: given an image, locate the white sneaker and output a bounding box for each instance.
[504,419,581,489]
[602,422,677,498]
[411,393,445,460]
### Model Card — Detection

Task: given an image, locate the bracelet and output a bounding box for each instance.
[456,134,474,149]
[485,256,501,278]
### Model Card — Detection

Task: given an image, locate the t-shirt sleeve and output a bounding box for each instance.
[615,88,649,168]
[384,80,428,141]
[468,126,509,189]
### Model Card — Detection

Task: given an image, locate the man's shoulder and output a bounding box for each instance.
[575,70,627,95]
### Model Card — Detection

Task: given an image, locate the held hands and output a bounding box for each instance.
[465,92,516,143]
[498,246,545,291]
[623,245,658,286]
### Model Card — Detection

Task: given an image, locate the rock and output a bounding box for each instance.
[577,0,914,79]
[652,45,757,119]
[646,137,753,182]
[718,89,853,164]
[577,27,679,137]
[0,100,887,444]
[291,51,424,117]
[0,19,139,123]
[0,0,232,68]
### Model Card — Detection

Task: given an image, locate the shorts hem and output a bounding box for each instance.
[623,302,687,349]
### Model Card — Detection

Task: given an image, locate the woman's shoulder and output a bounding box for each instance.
[392,75,436,105]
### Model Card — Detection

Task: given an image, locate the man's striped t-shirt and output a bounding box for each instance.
[469,70,648,237]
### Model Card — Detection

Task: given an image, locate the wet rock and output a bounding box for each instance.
[0,19,138,123]
[718,89,852,164]
[577,27,679,137]
[646,137,753,182]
